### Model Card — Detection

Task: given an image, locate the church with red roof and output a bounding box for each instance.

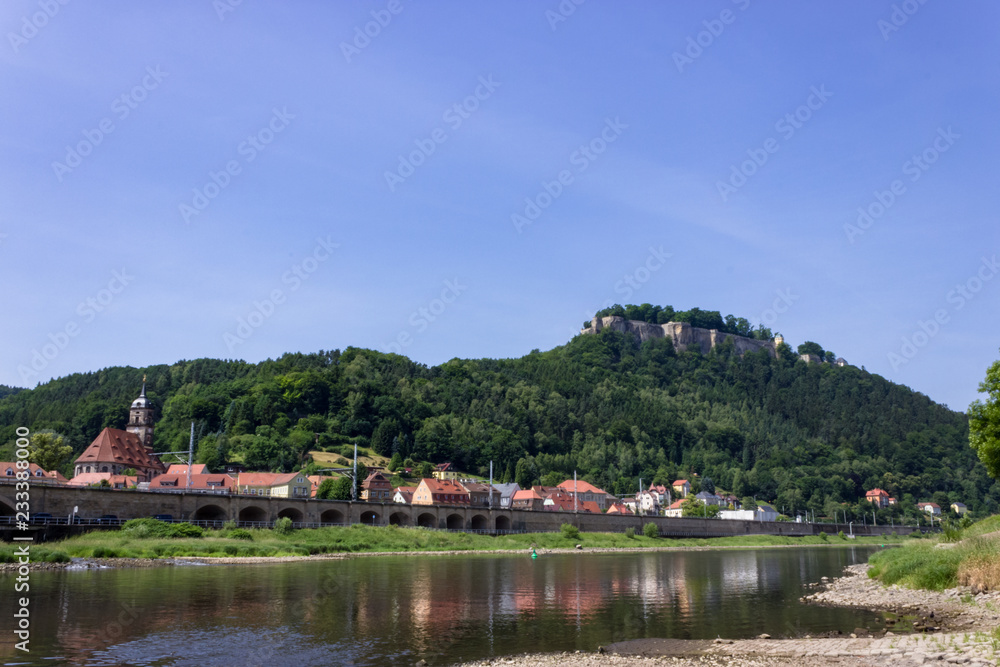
[72,382,166,482]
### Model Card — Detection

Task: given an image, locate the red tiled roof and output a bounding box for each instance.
[74,428,164,472]
[607,502,634,515]
[512,488,546,501]
[866,488,889,497]
[1,462,64,483]
[166,463,208,476]
[557,479,609,496]
[668,499,685,509]
[236,471,302,487]
[394,487,415,501]
[672,479,689,486]
[419,478,470,494]
[148,473,236,489]
[68,472,138,487]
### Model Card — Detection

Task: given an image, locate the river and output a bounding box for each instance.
[2,546,883,666]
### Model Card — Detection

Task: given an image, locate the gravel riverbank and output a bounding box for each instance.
[456,564,1000,667]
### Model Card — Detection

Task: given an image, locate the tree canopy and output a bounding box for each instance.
[969,352,1000,479]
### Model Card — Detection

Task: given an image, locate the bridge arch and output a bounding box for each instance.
[388,511,409,526]
[495,516,511,532]
[471,514,488,531]
[238,506,267,523]
[359,510,380,525]
[446,513,464,530]
[277,507,303,523]
[320,509,344,524]
[193,504,227,522]
[417,512,437,528]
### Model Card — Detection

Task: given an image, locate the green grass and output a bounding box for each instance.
[1,524,905,561]
[868,514,1000,591]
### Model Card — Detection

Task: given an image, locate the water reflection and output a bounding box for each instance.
[0,547,878,666]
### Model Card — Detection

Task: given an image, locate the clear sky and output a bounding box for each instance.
[2,1,998,412]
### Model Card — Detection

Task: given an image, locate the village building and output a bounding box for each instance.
[491,482,520,508]
[510,488,547,511]
[72,383,166,482]
[393,487,415,504]
[694,491,722,506]
[606,501,634,515]
[648,483,671,507]
[148,473,235,492]
[67,472,137,489]
[635,490,659,515]
[865,488,890,508]
[235,472,311,498]
[951,502,968,515]
[918,502,942,516]
[412,478,470,505]
[461,481,501,507]
[671,479,691,498]
[432,463,461,481]
[664,499,685,518]
[1,462,66,485]
[556,479,613,511]
[360,471,393,502]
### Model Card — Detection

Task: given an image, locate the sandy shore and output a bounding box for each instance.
[457,564,1000,667]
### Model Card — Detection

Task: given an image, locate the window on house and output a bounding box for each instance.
[5,468,11,476]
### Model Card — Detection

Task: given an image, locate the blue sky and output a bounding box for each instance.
[1,1,998,412]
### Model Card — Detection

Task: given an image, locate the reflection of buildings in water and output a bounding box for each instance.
[721,551,760,594]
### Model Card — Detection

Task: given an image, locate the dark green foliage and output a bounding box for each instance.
[273,517,293,535]
[0,323,992,517]
[228,528,253,540]
[594,303,772,340]
[121,518,204,539]
[560,523,580,540]
[643,523,659,538]
[797,341,825,359]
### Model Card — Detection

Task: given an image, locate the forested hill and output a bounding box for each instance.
[0,324,994,517]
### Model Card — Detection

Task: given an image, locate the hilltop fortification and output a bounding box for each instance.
[581,316,778,357]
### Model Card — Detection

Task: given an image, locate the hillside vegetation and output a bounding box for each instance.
[1,304,995,521]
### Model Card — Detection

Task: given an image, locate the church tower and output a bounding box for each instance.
[126,378,155,451]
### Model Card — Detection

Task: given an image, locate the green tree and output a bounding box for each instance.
[324,477,353,500]
[701,476,715,494]
[797,341,825,358]
[419,461,434,478]
[741,496,757,511]
[371,418,399,457]
[388,452,403,472]
[540,471,564,486]
[969,354,1000,479]
[28,432,72,472]
[316,478,336,499]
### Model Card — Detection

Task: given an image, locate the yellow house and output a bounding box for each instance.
[236,472,311,498]
[432,462,461,481]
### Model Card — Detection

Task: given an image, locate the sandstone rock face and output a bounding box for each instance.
[581,316,777,358]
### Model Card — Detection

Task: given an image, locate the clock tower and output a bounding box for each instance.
[126,378,155,451]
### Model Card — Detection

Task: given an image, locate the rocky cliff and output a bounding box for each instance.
[581,316,777,357]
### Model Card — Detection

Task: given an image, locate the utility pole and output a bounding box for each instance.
[489,461,493,509]
[352,442,358,502]
[574,470,578,514]
[186,421,194,489]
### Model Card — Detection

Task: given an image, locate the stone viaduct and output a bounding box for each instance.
[0,482,914,538]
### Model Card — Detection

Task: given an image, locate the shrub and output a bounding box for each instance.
[643,523,659,538]
[122,518,171,538]
[273,517,294,535]
[560,523,580,540]
[43,550,70,563]
[943,524,963,543]
[222,520,237,532]
[624,527,635,539]
[168,523,205,538]
[228,528,254,541]
[819,531,828,542]
[92,547,118,558]
[838,531,845,539]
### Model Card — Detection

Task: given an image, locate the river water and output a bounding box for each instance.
[2,547,882,666]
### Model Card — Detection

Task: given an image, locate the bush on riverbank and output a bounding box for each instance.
[868,515,1000,591]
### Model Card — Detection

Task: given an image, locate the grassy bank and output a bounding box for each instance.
[868,515,1000,591]
[1,520,905,562]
